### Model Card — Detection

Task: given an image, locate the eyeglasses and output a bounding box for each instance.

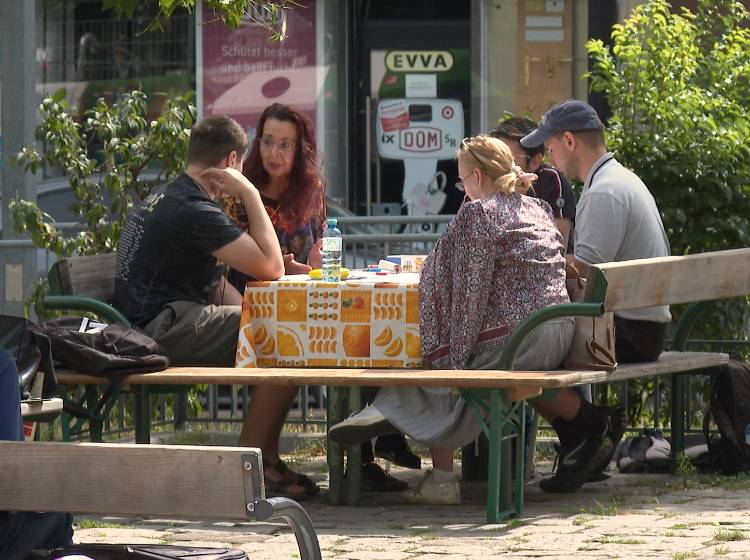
[512,153,530,165]
[260,136,296,154]
[455,170,477,192]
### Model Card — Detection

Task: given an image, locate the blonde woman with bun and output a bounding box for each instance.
[329,135,574,504]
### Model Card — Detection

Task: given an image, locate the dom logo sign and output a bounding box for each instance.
[400,127,442,153]
[385,51,454,72]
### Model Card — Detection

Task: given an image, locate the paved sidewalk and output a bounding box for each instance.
[73,457,750,560]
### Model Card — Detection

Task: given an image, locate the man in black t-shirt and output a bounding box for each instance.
[115,116,316,499]
[491,117,577,250]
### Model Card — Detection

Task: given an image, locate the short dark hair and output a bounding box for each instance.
[490,117,544,158]
[571,129,606,150]
[187,115,249,167]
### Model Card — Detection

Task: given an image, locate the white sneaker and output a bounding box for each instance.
[328,404,395,445]
[401,469,461,505]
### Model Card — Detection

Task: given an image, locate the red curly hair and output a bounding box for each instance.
[243,103,325,230]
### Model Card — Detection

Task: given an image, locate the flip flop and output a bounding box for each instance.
[275,459,320,495]
[263,469,308,500]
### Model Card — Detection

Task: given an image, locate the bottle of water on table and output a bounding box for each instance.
[322,218,342,282]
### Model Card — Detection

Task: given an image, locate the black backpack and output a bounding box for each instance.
[41,317,169,377]
[0,315,57,399]
[702,359,750,475]
[32,544,247,559]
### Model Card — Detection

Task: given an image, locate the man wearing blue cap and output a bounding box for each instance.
[521,99,671,493]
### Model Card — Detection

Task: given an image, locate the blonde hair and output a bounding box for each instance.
[458,135,522,195]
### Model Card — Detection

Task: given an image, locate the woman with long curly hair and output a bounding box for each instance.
[223,103,326,290]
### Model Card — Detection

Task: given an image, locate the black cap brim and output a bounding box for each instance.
[520,126,554,148]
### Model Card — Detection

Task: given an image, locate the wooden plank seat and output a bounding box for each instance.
[0,440,322,560]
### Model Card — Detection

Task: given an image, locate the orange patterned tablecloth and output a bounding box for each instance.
[235,273,423,369]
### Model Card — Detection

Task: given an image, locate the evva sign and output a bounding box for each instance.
[385,51,453,72]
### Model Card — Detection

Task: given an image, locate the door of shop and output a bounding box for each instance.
[350,0,470,224]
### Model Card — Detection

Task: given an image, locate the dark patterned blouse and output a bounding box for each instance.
[419,193,569,369]
[222,189,326,291]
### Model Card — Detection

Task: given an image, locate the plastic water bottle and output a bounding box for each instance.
[322,218,342,282]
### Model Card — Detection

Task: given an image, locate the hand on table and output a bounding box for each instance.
[284,253,313,274]
[307,239,323,269]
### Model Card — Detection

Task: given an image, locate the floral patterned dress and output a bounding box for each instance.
[222,190,326,292]
[372,192,575,447]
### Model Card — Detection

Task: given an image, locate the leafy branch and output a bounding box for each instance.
[102,0,304,40]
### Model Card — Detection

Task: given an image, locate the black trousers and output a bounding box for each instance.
[615,316,668,364]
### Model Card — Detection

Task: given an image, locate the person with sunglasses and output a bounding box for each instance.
[491,117,577,251]
[329,135,576,504]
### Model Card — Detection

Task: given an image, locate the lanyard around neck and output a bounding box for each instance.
[587,155,615,188]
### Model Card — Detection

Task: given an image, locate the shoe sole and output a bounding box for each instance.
[329,418,396,446]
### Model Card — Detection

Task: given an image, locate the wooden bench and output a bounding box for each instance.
[41,249,750,523]
[0,439,322,559]
[0,388,322,559]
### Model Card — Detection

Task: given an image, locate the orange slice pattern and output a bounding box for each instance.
[277,289,307,322]
[342,325,370,357]
[277,326,303,356]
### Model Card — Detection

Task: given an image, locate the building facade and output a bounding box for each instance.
[0,0,711,312]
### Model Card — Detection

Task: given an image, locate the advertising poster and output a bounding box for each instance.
[198,1,318,137]
[370,48,470,219]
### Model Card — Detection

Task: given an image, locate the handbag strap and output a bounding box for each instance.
[586,339,617,372]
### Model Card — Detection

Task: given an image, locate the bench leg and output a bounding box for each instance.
[670,373,685,472]
[85,387,103,443]
[174,392,188,431]
[514,401,526,515]
[134,386,151,444]
[487,389,523,523]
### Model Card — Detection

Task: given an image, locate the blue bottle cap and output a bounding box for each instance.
[326,218,338,227]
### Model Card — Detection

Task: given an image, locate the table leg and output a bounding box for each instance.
[327,385,346,505]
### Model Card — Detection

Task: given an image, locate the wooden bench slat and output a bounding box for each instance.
[558,351,729,385]
[56,367,600,389]
[593,248,750,311]
[54,351,727,390]
[0,442,257,519]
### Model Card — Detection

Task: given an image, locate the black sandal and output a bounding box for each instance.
[263,470,308,500]
[274,459,320,496]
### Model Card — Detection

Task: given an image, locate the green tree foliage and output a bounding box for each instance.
[103,0,300,39]
[587,0,750,343]
[587,0,750,256]
[12,89,195,258]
